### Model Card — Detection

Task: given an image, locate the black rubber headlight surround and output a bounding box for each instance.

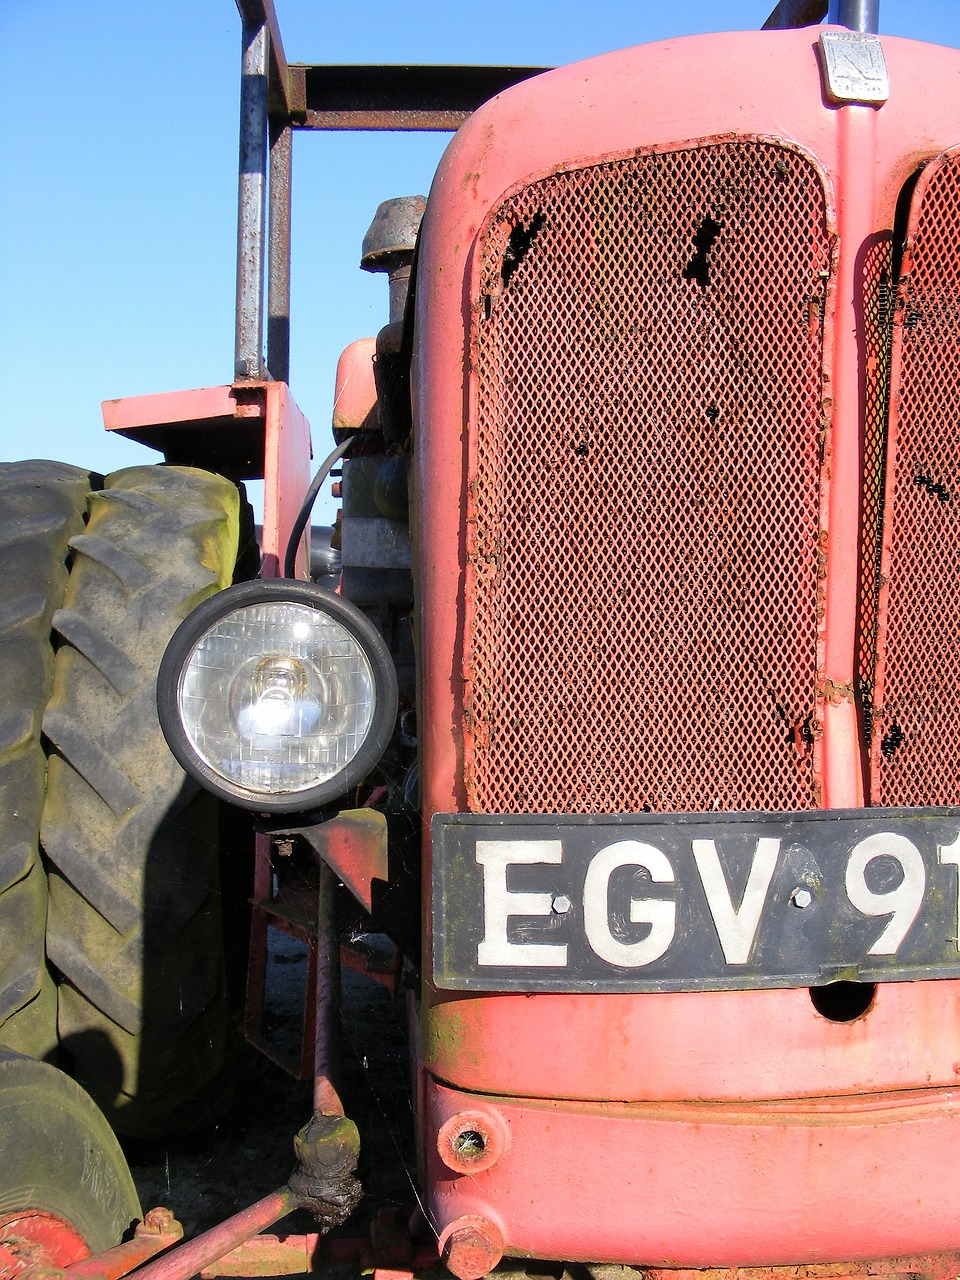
[158,580,398,813]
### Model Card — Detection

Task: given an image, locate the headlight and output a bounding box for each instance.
[157,581,398,812]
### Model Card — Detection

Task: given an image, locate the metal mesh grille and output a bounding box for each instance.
[871,153,960,806]
[466,140,832,814]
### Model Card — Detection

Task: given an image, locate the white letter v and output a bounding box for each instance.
[691,838,780,965]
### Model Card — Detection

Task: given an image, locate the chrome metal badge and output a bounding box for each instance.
[818,31,890,105]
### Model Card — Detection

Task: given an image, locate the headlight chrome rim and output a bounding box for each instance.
[158,580,398,813]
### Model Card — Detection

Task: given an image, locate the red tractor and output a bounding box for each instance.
[6,0,960,1277]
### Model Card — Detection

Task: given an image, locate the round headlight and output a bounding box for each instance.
[158,581,398,812]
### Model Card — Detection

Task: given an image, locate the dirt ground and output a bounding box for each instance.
[125,932,417,1250]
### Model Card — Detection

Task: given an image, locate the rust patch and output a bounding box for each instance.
[820,677,855,704]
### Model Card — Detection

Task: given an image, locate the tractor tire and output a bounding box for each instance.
[41,465,243,1138]
[0,462,98,1059]
[0,1048,141,1267]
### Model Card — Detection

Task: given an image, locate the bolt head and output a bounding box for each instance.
[791,887,813,909]
[438,1216,504,1280]
[137,1207,183,1240]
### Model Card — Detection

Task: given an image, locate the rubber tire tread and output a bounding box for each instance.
[0,462,98,1058]
[41,465,241,1137]
[0,1048,141,1254]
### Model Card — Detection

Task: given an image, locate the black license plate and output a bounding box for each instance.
[432,808,960,992]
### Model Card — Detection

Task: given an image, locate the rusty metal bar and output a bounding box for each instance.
[297,64,548,132]
[762,0,827,27]
[243,833,272,1058]
[304,107,470,131]
[202,1232,440,1277]
[63,1211,183,1279]
[234,0,297,116]
[267,119,292,384]
[245,911,320,1080]
[236,18,269,380]
[200,1231,321,1277]
[314,859,344,1114]
[244,836,321,1081]
[126,1189,296,1280]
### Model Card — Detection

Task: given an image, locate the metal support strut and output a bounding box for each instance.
[267,120,292,384]
[236,18,269,379]
[828,0,879,31]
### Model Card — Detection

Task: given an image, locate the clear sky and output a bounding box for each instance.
[2,0,959,523]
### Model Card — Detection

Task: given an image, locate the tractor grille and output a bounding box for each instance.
[869,152,960,806]
[466,140,832,814]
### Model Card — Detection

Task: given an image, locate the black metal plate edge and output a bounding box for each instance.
[429,806,960,994]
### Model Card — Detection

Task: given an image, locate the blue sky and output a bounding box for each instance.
[2,0,959,522]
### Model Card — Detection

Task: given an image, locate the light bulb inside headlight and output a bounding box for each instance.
[158,582,397,812]
[239,656,309,737]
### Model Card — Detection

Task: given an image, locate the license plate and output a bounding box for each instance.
[431,808,960,992]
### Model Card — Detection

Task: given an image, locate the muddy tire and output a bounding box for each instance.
[0,1048,141,1263]
[0,462,98,1058]
[41,466,243,1138]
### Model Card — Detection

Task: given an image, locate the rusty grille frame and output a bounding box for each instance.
[462,136,836,816]
[868,148,960,806]
[856,232,897,768]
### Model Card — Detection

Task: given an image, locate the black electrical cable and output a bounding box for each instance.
[281,436,354,579]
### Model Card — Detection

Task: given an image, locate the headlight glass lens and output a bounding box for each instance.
[178,601,376,796]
